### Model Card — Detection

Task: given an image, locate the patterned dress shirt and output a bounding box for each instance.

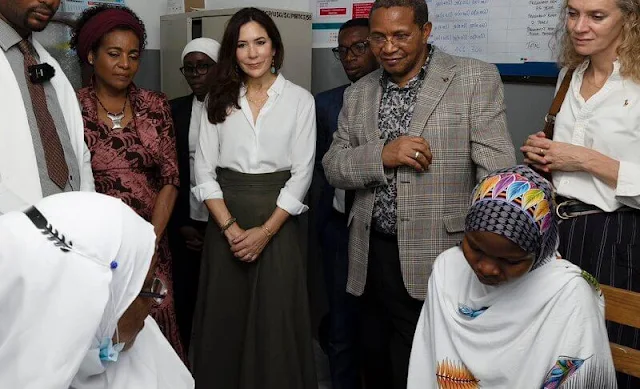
[372,47,433,235]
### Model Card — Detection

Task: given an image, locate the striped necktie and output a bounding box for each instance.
[17,39,68,189]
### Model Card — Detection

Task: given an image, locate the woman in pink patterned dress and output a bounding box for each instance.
[70,5,185,361]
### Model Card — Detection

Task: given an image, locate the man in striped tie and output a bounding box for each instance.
[0,0,94,214]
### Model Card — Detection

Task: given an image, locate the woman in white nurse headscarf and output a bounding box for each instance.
[168,36,221,352]
[180,37,221,101]
[0,192,193,389]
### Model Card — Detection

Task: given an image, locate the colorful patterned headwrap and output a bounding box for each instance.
[465,165,558,269]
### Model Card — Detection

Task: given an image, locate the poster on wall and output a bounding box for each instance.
[311,0,374,48]
[61,0,127,13]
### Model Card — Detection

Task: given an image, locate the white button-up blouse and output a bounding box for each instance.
[553,60,640,212]
[192,74,316,216]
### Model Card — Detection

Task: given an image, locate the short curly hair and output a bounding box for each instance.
[69,4,147,56]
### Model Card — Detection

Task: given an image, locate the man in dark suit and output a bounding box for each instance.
[313,18,378,389]
[168,37,219,353]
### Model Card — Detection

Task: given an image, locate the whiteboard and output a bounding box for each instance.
[426,0,563,77]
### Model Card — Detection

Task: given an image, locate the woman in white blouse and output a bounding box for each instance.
[189,7,317,389]
[522,0,640,387]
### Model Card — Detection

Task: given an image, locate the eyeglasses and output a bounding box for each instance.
[332,41,370,60]
[367,31,417,48]
[138,277,167,305]
[180,63,213,76]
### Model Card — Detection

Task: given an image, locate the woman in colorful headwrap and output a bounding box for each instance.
[69,5,184,361]
[407,165,617,389]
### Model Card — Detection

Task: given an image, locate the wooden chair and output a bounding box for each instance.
[600,284,640,378]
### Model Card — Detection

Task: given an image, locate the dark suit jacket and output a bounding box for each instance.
[169,94,195,230]
[312,84,353,235]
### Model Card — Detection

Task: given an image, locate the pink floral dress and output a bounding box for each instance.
[78,84,186,362]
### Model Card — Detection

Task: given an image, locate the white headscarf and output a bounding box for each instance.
[181,37,221,64]
[68,194,156,388]
[0,192,193,389]
[0,192,153,389]
[407,248,618,389]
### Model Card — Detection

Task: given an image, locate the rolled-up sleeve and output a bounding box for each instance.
[276,92,316,215]
[616,160,640,208]
[192,104,223,202]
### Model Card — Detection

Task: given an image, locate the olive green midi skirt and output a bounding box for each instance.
[190,169,318,389]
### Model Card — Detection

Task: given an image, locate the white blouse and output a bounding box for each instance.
[188,97,209,222]
[192,74,316,216]
[553,60,640,212]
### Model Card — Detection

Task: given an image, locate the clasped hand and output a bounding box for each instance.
[521,131,587,173]
[382,136,432,171]
[224,223,271,263]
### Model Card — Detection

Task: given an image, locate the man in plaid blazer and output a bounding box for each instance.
[322,0,516,387]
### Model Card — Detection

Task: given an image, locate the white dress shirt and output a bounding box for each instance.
[192,74,316,216]
[333,188,346,213]
[0,37,94,214]
[553,60,640,212]
[188,97,209,222]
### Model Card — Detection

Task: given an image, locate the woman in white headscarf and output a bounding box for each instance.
[407,166,617,389]
[168,37,220,352]
[0,191,193,389]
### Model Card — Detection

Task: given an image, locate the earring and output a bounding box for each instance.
[270,58,276,74]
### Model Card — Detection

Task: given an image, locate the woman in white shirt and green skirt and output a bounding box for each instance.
[190,7,317,389]
[522,0,640,387]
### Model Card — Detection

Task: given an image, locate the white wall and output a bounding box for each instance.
[204,0,311,12]
[126,0,169,50]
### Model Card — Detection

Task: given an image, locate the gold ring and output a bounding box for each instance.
[540,148,545,155]
[415,151,420,159]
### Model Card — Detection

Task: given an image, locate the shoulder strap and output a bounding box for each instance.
[543,69,574,140]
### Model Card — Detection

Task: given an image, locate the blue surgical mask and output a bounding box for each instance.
[99,336,125,362]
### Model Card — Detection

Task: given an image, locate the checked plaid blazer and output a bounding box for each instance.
[322,47,516,300]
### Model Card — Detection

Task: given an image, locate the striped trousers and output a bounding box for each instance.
[558,211,640,389]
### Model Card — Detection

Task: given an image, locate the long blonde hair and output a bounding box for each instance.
[556,0,640,82]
